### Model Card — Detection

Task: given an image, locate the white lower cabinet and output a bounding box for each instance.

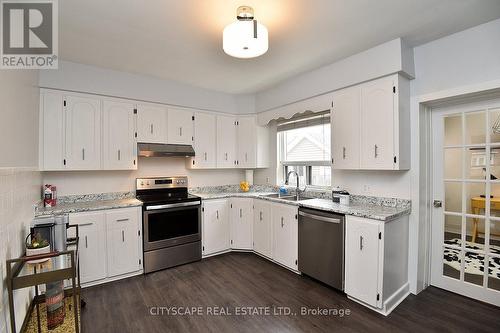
[253,200,273,258]
[68,206,142,286]
[344,215,409,315]
[271,203,299,271]
[105,208,142,277]
[229,198,253,250]
[202,199,230,256]
[68,211,107,284]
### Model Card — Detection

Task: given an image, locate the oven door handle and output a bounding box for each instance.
[146,201,201,211]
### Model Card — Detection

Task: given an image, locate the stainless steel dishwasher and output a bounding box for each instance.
[298,207,345,290]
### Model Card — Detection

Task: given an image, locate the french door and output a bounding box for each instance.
[431,98,500,306]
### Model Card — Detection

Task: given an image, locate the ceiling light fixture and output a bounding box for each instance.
[223,6,268,59]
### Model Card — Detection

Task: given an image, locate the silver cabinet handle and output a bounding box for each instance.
[118,149,121,161]
[85,235,88,248]
[122,230,125,242]
[239,208,242,218]
[260,211,263,221]
[225,152,228,161]
[82,148,85,160]
[343,147,346,159]
[179,127,182,136]
[374,145,378,158]
[150,124,154,134]
[216,210,219,220]
[116,218,129,222]
[78,222,93,227]
[245,152,248,162]
[360,236,364,250]
[281,217,284,227]
[204,152,207,161]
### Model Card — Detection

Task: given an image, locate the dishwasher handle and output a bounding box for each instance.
[298,211,341,224]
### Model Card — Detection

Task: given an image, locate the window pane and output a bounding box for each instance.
[283,124,330,162]
[310,166,331,187]
[284,166,307,187]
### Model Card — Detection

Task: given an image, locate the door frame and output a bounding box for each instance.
[419,86,500,304]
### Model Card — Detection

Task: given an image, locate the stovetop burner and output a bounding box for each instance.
[136,177,200,207]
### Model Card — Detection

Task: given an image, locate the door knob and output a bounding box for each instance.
[433,200,442,208]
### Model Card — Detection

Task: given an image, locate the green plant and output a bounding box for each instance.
[26,233,49,249]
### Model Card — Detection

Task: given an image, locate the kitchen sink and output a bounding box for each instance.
[261,193,313,201]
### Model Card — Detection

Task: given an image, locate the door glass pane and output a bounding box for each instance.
[444,148,462,179]
[466,217,485,245]
[490,146,500,180]
[487,255,500,291]
[489,219,500,251]
[443,246,461,280]
[445,182,462,213]
[489,108,500,144]
[444,214,462,244]
[465,111,486,145]
[147,207,199,242]
[466,148,488,180]
[465,182,486,215]
[444,114,462,146]
[464,251,485,286]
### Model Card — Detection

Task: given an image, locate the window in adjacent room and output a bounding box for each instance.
[277,111,331,188]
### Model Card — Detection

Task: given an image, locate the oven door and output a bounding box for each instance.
[143,201,201,251]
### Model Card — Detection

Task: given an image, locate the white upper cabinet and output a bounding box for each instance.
[40,90,65,170]
[332,86,361,169]
[236,116,269,169]
[331,74,410,171]
[102,100,137,170]
[64,95,102,170]
[136,104,167,143]
[168,108,193,145]
[190,112,217,169]
[216,115,237,168]
[359,74,410,170]
[230,198,253,250]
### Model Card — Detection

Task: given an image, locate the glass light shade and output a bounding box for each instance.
[223,20,268,58]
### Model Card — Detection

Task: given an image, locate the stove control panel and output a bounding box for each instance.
[136,176,188,190]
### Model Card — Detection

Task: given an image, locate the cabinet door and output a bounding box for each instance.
[192,112,217,168]
[217,115,237,168]
[360,76,395,170]
[168,108,193,145]
[272,203,298,270]
[202,200,230,255]
[345,216,382,307]
[40,90,65,170]
[64,95,101,170]
[103,100,137,170]
[332,86,361,169]
[137,104,167,143]
[237,117,257,168]
[106,208,141,277]
[230,198,253,250]
[253,200,272,257]
[68,212,106,284]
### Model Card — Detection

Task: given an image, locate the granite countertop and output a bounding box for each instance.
[35,198,143,217]
[191,191,411,222]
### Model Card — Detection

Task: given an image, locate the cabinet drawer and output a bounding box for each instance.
[106,207,139,230]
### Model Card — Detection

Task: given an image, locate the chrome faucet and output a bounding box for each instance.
[285,170,305,200]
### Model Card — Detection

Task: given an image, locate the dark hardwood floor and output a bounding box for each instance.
[81,252,500,333]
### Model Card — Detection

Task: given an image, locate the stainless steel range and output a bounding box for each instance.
[136,176,201,273]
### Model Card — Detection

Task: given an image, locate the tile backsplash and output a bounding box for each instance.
[0,168,41,333]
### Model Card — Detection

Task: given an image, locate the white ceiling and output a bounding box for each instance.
[59,0,500,94]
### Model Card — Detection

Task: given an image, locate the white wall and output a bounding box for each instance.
[0,70,41,333]
[39,61,254,114]
[43,158,246,196]
[0,70,40,168]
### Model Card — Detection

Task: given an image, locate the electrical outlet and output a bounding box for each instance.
[363,185,371,194]
[266,177,270,184]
